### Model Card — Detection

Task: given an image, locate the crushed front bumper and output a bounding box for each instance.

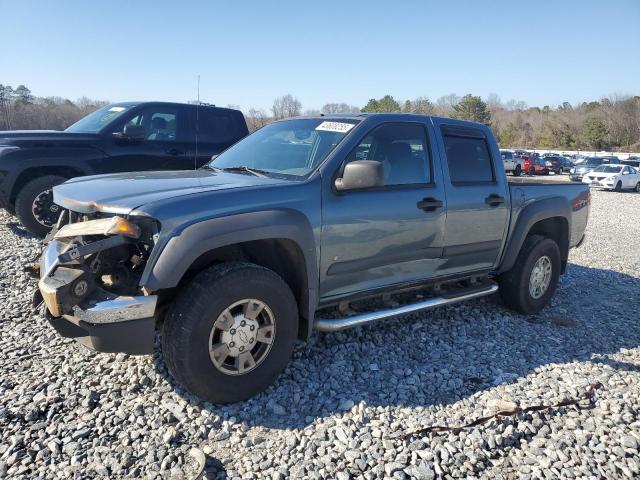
[37,239,157,355]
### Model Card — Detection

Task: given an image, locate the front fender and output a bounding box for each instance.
[139,209,319,315]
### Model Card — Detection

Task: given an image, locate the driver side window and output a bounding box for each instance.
[121,108,178,141]
[346,123,431,185]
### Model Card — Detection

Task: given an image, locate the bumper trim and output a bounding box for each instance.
[73,295,158,324]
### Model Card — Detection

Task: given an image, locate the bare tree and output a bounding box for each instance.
[272,94,302,119]
[321,103,360,114]
[245,108,269,132]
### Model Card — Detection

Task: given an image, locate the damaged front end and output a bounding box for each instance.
[33,211,159,355]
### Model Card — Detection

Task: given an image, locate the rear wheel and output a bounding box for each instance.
[162,262,298,403]
[498,236,561,314]
[614,181,622,192]
[14,175,67,236]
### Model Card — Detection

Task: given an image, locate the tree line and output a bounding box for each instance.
[2,83,638,151]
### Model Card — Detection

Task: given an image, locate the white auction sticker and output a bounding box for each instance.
[108,106,126,112]
[315,121,355,133]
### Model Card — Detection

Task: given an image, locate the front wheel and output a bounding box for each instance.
[498,236,561,314]
[514,165,522,177]
[635,182,640,193]
[614,181,622,192]
[162,262,298,403]
[14,175,68,236]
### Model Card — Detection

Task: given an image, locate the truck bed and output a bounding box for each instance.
[508,177,590,249]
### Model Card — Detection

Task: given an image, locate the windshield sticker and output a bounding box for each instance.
[108,106,126,112]
[315,121,355,133]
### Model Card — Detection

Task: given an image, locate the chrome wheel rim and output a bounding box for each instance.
[31,189,61,227]
[529,255,552,299]
[208,299,275,376]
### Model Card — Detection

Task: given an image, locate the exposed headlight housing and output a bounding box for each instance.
[55,216,141,239]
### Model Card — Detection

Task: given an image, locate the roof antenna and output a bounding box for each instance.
[195,74,200,171]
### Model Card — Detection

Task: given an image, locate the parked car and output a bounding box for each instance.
[524,155,549,175]
[621,158,640,168]
[544,155,573,174]
[582,164,640,192]
[500,149,523,176]
[33,114,590,403]
[0,102,249,235]
[570,157,604,181]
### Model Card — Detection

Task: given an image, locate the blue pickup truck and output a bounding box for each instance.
[34,113,590,403]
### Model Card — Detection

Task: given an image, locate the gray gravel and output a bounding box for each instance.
[1,187,639,479]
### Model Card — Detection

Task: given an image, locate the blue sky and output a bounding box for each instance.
[1,0,638,112]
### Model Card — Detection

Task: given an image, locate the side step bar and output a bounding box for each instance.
[313,283,498,332]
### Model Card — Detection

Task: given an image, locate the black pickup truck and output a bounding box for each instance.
[0,102,248,235]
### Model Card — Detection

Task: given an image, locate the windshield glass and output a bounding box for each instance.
[65,104,133,133]
[210,118,359,179]
[583,158,602,166]
[594,165,622,173]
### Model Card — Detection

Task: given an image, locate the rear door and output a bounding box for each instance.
[103,105,190,172]
[433,121,510,275]
[320,121,447,299]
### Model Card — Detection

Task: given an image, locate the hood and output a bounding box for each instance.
[53,169,289,215]
[575,164,598,172]
[0,130,99,146]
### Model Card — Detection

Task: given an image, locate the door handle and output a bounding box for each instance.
[166,148,184,155]
[417,197,443,212]
[485,194,505,206]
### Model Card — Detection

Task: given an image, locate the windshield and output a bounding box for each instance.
[65,104,133,133]
[209,119,359,179]
[594,165,622,173]
[582,158,602,166]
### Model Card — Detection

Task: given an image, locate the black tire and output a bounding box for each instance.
[614,181,622,192]
[498,236,561,315]
[635,182,640,193]
[162,262,298,403]
[15,175,67,236]
[514,165,522,177]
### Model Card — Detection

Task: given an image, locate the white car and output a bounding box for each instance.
[500,150,524,176]
[582,164,640,192]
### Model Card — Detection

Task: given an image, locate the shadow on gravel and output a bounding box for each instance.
[153,263,640,431]
[5,220,38,240]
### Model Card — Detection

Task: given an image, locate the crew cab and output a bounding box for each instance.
[33,114,590,403]
[0,102,248,235]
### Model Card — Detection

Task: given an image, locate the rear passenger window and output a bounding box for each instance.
[443,133,495,184]
[198,110,238,143]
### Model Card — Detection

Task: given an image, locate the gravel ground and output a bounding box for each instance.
[1,186,639,479]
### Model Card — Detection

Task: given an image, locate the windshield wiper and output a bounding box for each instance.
[222,166,269,178]
[200,164,221,172]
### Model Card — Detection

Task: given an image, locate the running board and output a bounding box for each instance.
[313,283,498,332]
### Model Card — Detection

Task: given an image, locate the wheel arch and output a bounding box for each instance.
[498,197,571,275]
[10,165,85,207]
[141,210,319,340]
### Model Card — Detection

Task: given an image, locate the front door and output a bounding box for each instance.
[434,121,510,275]
[320,122,447,300]
[103,105,191,173]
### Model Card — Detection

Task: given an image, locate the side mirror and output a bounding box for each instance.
[335,160,384,191]
[622,171,629,175]
[210,154,218,161]
[121,124,146,140]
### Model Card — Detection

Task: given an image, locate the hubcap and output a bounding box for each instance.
[31,189,61,227]
[208,299,275,376]
[529,255,552,299]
